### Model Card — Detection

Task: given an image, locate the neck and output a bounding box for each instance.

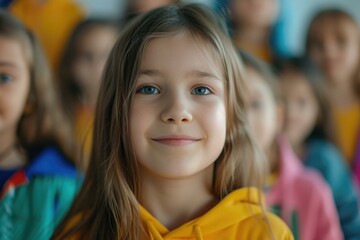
[267,142,280,173]
[80,88,99,109]
[290,141,306,161]
[139,165,217,230]
[328,80,358,108]
[233,25,270,45]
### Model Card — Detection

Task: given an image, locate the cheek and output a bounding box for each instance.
[72,60,92,84]
[130,102,150,141]
[1,78,30,125]
[345,46,360,69]
[248,107,277,148]
[308,48,323,64]
[302,105,318,130]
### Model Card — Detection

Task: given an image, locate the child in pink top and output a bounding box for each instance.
[242,51,343,240]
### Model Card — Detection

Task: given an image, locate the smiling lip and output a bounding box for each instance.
[152,135,200,146]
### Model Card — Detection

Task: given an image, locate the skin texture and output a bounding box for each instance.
[71,25,117,107]
[308,18,360,87]
[229,0,279,28]
[280,70,319,148]
[0,36,30,168]
[130,31,226,229]
[245,67,279,150]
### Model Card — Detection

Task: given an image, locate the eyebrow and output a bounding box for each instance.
[139,69,222,81]
[0,61,18,69]
[139,69,161,77]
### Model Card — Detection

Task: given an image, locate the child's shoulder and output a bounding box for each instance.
[306,139,342,159]
[26,146,79,179]
[306,139,350,175]
[239,210,294,240]
[209,188,294,239]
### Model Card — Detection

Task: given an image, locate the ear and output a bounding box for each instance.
[276,102,285,134]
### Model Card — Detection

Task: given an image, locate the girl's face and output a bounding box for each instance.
[308,18,360,84]
[130,32,226,179]
[245,67,279,151]
[0,36,30,136]
[280,70,319,146]
[71,26,117,97]
[230,0,279,28]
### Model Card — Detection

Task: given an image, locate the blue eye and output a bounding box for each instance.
[0,74,12,84]
[192,86,211,95]
[137,85,160,94]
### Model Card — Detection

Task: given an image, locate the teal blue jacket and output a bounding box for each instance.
[305,139,360,240]
[0,147,82,240]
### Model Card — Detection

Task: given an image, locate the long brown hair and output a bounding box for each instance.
[53,3,267,239]
[0,10,77,163]
[305,9,360,98]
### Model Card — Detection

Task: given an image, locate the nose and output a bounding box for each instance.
[322,41,338,60]
[160,92,193,124]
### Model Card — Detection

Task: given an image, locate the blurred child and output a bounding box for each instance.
[229,0,279,62]
[306,9,360,179]
[52,3,293,239]
[242,52,343,240]
[278,57,360,239]
[58,19,117,166]
[0,10,81,239]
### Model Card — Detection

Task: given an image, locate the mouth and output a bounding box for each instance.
[151,135,201,146]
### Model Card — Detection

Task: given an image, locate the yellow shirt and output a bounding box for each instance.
[333,102,360,165]
[10,0,85,72]
[74,105,94,159]
[57,188,294,240]
[234,38,273,63]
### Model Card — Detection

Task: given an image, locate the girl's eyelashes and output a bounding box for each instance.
[136,85,161,94]
[135,84,215,95]
[191,86,213,95]
[0,73,12,84]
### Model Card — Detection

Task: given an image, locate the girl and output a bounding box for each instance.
[242,51,343,240]
[306,9,360,182]
[0,11,81,239]
[277,57,360,239]
[52,3,293,240]
[228,0,293,62]
[58,18,118,167]
[229,0,279,62]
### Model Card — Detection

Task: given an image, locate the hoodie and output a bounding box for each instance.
[140,187,293,240]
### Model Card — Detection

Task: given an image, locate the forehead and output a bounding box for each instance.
[280,70,309,87]
[140,31,223,78]
[0,36,29,68]
[246,67,271,94]
[310,16,359,40]
[76,26,116,46]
